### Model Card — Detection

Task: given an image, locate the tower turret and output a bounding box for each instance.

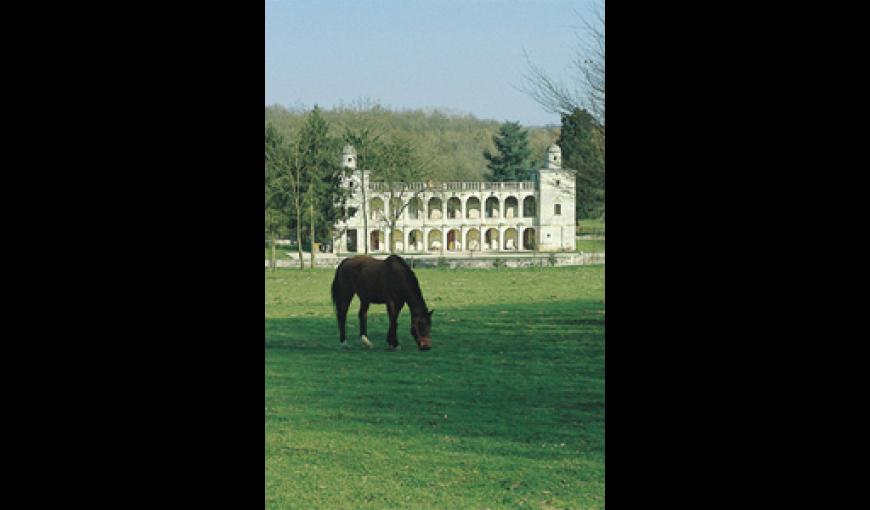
[536,143,575,251]
[546,144,562,169]
[342,144,357,169]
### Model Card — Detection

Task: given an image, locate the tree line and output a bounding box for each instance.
[266,105,604,268]
[265,102,559,182]
[266,105,604,254]
[265,106,432,269]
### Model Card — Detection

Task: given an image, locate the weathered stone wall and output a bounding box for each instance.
[265,252,604,269]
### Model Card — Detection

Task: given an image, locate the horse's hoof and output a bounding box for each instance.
[340,342,350,350]
[387,345,401,352]
[360,335,373,349]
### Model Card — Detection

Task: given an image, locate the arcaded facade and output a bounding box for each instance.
[334,144,576,255]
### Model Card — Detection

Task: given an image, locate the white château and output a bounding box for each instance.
[334,144,575,254]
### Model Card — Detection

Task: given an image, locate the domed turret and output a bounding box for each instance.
[546,144,562,169]
[342,145,357,169]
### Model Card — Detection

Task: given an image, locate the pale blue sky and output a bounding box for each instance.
[265,0,596,126]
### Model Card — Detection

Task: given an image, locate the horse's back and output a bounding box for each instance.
[336,255,412,304]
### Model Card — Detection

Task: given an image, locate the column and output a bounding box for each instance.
[442,228,447,256]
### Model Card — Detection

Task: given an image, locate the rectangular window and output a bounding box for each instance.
[554,204,561,215]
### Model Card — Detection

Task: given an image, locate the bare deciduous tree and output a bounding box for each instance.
[370,136,432,254]
[521,1,605,136]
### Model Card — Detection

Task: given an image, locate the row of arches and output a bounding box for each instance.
[365,196,536,221]
[363,227,536,252]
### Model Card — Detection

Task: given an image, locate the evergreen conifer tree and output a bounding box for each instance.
[483,121,534,181]
[558,108,604,219]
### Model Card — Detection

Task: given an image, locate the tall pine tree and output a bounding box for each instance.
[297,106,345,268]
[558,108,604,219]
[483,121,534,181]
[264,124,291,271]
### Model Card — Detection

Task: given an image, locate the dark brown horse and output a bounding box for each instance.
[331,255,433,351]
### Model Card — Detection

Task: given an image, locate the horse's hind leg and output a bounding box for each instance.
[358,301,373,349]
[386,300,404,349]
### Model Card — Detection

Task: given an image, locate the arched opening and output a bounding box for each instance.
[389,198,403,221]
[408,229,424,252]
[369,198,384,220]
[523,196,536,217]
[466,228,481,252]
[504,228,518,251]
[485,197,500,219]
[446,197,462,219]
[346,229,358,252]
[427,229,443,251]
[392,229,403,252]
[504,197,518,219]
[485,228,500,251]
[370,230,383,252]
[428,197,443,220]
[447,228,461,251]
[466,197,481,219]
[523,228,536,250]
[408,197,423,220]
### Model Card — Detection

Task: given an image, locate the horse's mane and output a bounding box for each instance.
[386,255,426,310]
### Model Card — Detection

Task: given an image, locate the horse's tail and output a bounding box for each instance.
[331,258,348,308]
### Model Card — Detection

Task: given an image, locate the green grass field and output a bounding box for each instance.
[266,266,605,509]
[575,240,605,252]
[266,245,300,259]
[576,219,605,236]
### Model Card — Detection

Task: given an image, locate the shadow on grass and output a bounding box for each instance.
[266,298,604,461]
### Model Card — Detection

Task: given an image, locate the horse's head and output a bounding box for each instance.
[411,309,434,351]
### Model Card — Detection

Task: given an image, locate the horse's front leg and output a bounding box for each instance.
[358,301,373,349]
[386,300,404,350]
[337,291,352,349]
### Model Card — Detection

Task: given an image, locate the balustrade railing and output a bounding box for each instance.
[366,181,537,192]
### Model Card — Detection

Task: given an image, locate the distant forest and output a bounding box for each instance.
[265,103,560,183]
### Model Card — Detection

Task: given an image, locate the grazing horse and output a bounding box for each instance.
[331,255,434,351]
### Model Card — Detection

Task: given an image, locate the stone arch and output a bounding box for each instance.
[485,196,500,219]
[346,229,358,252]
[523,196,536,217]
[370,229,384,252]
[504,196,519,219]
[466,228,481,252]
[408,197,423,220]
[523,228,536,250]
[428,197,443,220]
[408,229,424,252]
[484,228,500,251]
[369,197,384,220]
[466,197,481,219]
[427,229,443,251]
[504,228,518,251]
[446,197,462,219]
[392,229,403,252]
[446,228,461,251]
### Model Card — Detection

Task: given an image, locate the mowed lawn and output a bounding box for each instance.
[266,265,605,509]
